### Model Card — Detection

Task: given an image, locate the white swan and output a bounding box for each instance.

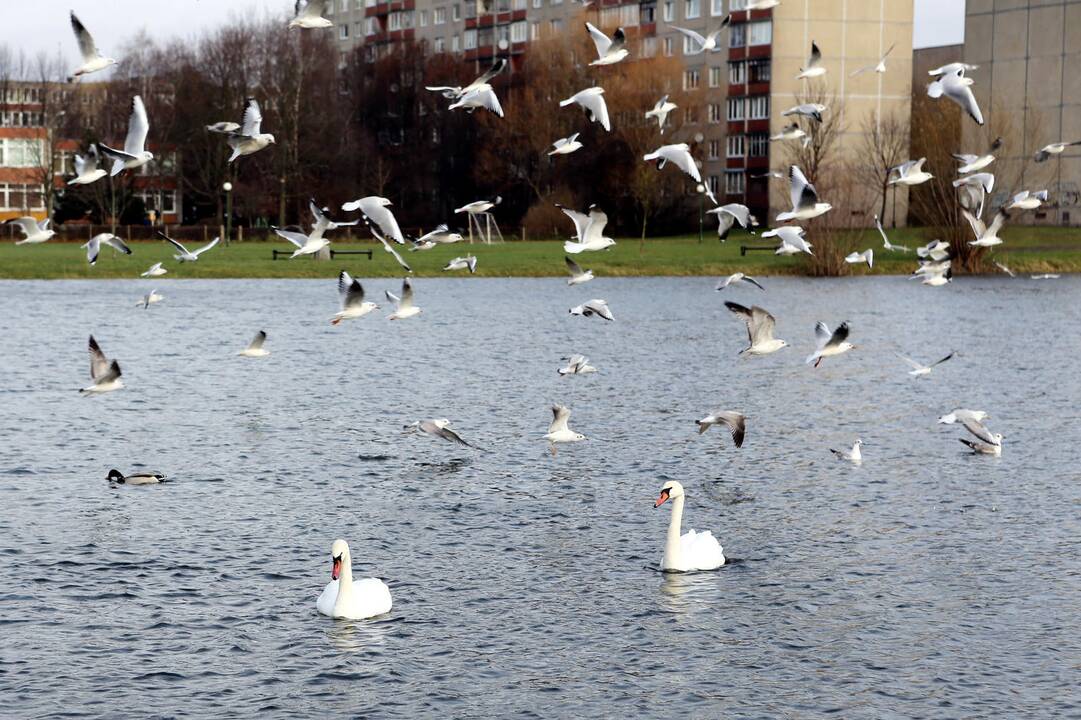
[316,539,393,620]
[654,481,725,572]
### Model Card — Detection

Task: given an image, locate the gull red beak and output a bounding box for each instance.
[331,556,341,580]
[654,489,670,508]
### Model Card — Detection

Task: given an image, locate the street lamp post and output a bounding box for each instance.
[223,181,233,246]
[696,183,706,244]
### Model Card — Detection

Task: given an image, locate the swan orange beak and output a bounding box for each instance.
[654,489,670,508]
[331,556,342,580]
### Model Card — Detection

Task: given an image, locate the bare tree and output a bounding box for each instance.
[856,109,910,226]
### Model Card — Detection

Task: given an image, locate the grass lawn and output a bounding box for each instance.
[1,226,1079,279]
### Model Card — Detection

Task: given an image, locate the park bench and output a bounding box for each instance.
[740,244,776,256]
[272,249,373,260]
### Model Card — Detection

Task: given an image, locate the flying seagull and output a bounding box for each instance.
[962,208,1008,247]
[456,196,501,215]
[238,331,270,357]
[549,133,583,156]
[763,226,813,255]
[158,233,219,262]
[99,96,153,176]
[273,226,329,258]
[696,410,746,447]
[959,419,1002,456]
[928,67,984,125]
[917,239,951,262]
[850,43,896,76]
[362,217,412,273]
[806,321,854,367]
[209,98,276,162]
[777,165,832,222]
[448,84,504,116]
[585,23,629,65]
[724,302,787,355]
[938,409,988,425]
[707,203,756,240]
[928,62,979,76]
[426,58,507,99]
[670,18,730,54]
[290,0,333,28]
[645,95,677,134]
[770,123,807,144]
[405,419,475,447]
[80,336,123,394]
[559,87,611,132]
[797,41,826,79]
[952,149,995,174]
[570,299,614,321]
[993,260,1015,277]
[564,256,594,285]
[545,404,585,454]
[782,103,827,123]
[830,439,863,463]
[874,215,909,252]
[136,289,163,309]
[343,196,405,244]
[643,143,706,191]
[309,199,358,234]
[1007,190,1048,211]
[83,233,132,265]
[896,351,956,377]
[443,255,478,273]
[953,172,995,218]
[412,224,464,248]
[561,206,616,253]
[888,158,933,186]
[8,217,55,245]
[844,249,874,269]
[716,272,764,291]
[331,271,379,325]
[141,262,167,278]
[1034,140,1081,162]
[69,12,117,79]
[386,277,421,320]
[68,145,107,185]
[558,354,597,376]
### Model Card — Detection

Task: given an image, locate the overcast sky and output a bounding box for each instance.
[2,0,965,66]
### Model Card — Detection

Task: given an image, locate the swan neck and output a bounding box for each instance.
[336,552,354,604]
[664,496,685,567]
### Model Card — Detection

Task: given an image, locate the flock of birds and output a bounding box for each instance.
[8,2,1044,620]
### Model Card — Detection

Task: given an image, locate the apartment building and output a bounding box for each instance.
[964,0,1081,225]
[328,0,912,221]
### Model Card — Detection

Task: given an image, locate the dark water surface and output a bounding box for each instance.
[2,275,1080,718]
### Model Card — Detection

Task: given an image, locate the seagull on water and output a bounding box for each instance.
[559,87,611,131]
[289,0,333,28]
[69,12,117,79]
[797,41,826,79]
[386,278,421,320]
[724,302,787,355]
[564,256,594,285]
[570,299,614,321]
[331,271,379,325]
[830,439,863,463]
[585,22,629,65]
[99,96,153,176]
[343,196,405,244]
[888,158,933,186]
[137,289,163,309]
[763,226,813,255]
[962,208,1008,247]
[670,18,730,54]
[405,419,475,447]
[645,95,677,134]
[959,419,1002,456]
[560,205,616,253]
[777,165,832,222]
[938,409,988,425]
[549,133,583,156]
[875,215,910,252]
[545,404,585,454]
[83,233,132,265]
[716,272,764,291]
[1007,190,1048,211]
[208,98,275,162]
[845,249,874,269]
[8,217,55,245]
[1034,140,1081,162]
[68,145,107,185]
[806,321,854,367]
[141,262,167,278]
[80,336,123,394]
[896,351,956,377]
[707,203,756,240]
[850,43,895,76]
[928,67,984,125]
[158,233,219,262]
[782,103,827,123]
[559,355,597,376]
[696,410,746,447]
[238,330,270,357]
[443,255,477,273]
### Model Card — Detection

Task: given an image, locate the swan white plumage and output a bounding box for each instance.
[654,481,725,572]
[316,539,393,620]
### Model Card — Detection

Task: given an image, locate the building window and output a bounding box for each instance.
[339,24,349,39]
[641,2,656,22]
[685,0,700,18]
[514,0,527,8]
[683,69,700,89]
[729,0,747,8]
[452,34,460,51]
[641,36,656,56]
[749,133,769,157]
[749,58,771,82]
[711,0,723,15]
[729,23,745,47]
[434,37,445,52]
[365,16,378,35]
[620,4,639,25]
[453,4,461,20]
[664,37,674,56]
[709,66,722,87]
[708,175,719,196]
[726,97,744,121]
[682,36,699,55]
[748,95,769,119]
[511,20,527,42]
[725,171,745,194]
[748,20,771,45]
[420,9,429,25]
[683,106,697,123]
[727,135,744,157]
[464,28,477,49]
[549,18,563,33]
[0,183,46,211]
[0,138,43,167]
[728,60,746,84]
[531,21,541,39]
[435,7,446,23]
[533,0,542,6]
[663,0,674,21]
[708,103,722,123]
[708,139,721,159]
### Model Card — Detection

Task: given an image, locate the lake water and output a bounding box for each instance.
[2,275,1080,718]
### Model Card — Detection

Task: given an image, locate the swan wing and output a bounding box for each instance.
[680,529,725,570]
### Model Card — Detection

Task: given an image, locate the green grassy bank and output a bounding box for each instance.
[2,226,1079,279]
